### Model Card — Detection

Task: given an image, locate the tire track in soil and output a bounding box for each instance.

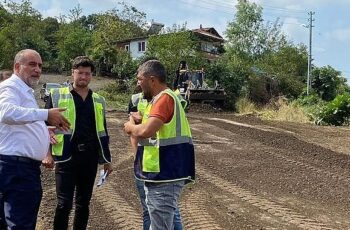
[105,125,224,230]
[180,190,223,230]
[193,120,350,185]
[92,125,141,229]
[196,164,334,230]
[264,150,350,184]
[92,180,142,229]
[193,120,350,228]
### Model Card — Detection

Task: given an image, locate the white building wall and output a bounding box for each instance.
[130,39,148,59]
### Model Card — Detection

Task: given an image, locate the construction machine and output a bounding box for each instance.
[173,61,226,106]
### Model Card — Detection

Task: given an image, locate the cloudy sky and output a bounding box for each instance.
[6,0,350,80]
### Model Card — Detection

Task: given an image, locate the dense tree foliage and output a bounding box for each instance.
[0,0,347,116]
[223,0,310,106]
[146,31,203,79]
[89,3,147,75]
[0,0,49,68]
[0,0,146,75]
[311,66,349,101]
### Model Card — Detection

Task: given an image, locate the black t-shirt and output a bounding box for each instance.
[45,89,99,146]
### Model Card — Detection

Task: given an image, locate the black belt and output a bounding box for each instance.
[75,142,99,152]
[0,154,41,166]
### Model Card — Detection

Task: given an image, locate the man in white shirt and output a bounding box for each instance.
[0,49,70,230]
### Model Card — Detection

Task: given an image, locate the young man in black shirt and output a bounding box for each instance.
[43,56,112,230]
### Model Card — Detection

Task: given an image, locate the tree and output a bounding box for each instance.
[90,3,147,76]
[225,0,286,62]
[257,44,308,99]
[222,0,308,105]
[56,22,92,72]
[0,0,49,69]
[311,66,349,101]
[41,17,60,71]
[146,31,203,81]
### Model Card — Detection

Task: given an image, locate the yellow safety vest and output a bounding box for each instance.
[134,88,195,183]
[50,87,111,164]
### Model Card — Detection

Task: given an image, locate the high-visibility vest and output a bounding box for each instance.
[131,92,148,115]
[50,87,111,164]
[134,88,195,183]
[132,91,187,114]
[174,89,188,110]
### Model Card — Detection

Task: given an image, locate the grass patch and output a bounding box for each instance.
[236,97,258,114]
[259,101,310,123]
[237,97,311,123]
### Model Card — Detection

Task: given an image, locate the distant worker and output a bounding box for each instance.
[0,49,70,230]
[43,56,113,230]
[128,84,183,230]
[0,70,12,83]
[173,60,190,93]
[124,60,195,230]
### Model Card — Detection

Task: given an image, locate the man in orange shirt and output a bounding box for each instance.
[124,60,195,230]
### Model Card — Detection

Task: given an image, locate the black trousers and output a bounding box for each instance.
[53,148,99,230]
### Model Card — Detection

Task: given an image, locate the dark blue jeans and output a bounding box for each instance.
[135,179,183,230]
[0,155,42,230]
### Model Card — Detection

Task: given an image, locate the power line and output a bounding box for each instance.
[263,12,308,20]
[177,0,308,19]
[177,0,310,27]
[259,4,306,14]
[178,0,233,15]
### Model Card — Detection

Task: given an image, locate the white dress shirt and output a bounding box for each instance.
[0,74,49,161]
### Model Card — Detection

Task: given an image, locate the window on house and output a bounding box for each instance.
[125,45,129,51]
[138,41,146,52]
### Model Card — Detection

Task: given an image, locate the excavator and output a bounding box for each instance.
[173,61,226,106]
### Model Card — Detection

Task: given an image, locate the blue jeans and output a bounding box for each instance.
[135,179,182,230]
[0,155,42,230]
[144,181,184,230]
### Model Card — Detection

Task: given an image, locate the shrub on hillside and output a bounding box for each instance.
[295,94,325,121]
[316,94,350,126]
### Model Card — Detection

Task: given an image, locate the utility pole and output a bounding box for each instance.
[306,11,315,95]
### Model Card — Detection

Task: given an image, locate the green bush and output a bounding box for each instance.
[295,94,325,122]
[316,94,350,126]
[97,82,132,111]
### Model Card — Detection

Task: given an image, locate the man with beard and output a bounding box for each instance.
[124,60,195,230]
[43,56,113,230]
[0,49,70,229]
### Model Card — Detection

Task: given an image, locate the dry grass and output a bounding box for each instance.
[237,97,311,123]
[235,97,258,115]
[259,103,310,123]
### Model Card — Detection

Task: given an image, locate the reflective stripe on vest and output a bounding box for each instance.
[139,88,192,173]
[51,87,107,159]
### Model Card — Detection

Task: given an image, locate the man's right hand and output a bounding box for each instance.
[47,108,70,131]
[130,112,142,124]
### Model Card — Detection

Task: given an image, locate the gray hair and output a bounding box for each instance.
[137,60,166,83]
[14,49,40,65]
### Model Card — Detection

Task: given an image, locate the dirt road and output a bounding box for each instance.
[36,109,350,230]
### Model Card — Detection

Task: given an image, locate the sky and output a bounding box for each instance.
[4,0,350,80]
